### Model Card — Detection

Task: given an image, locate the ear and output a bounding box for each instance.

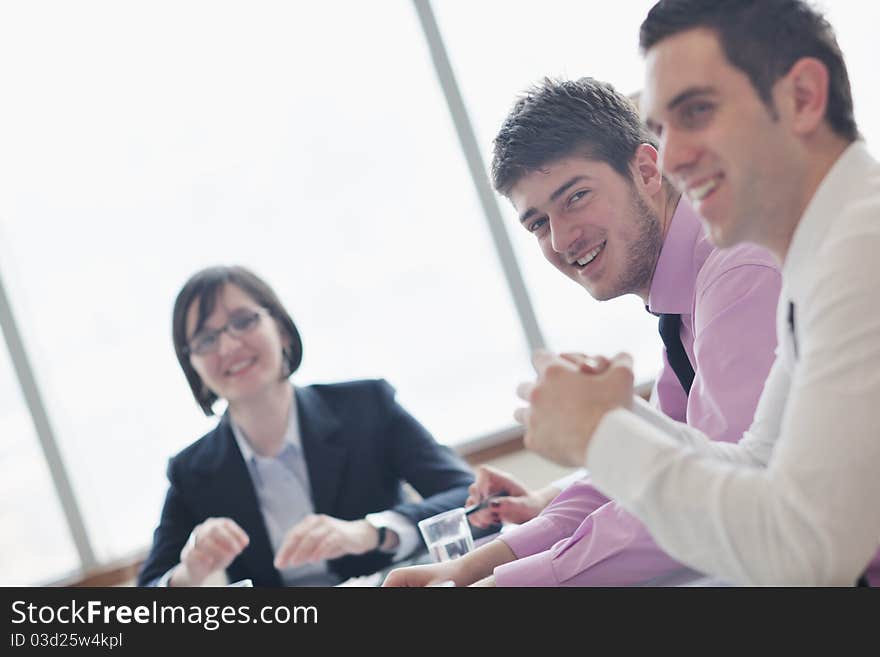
[630,143,663,195]
[782,57,829,136]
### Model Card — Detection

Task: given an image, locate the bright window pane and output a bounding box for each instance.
[0,0,531,564]
[0,342,79,584]
[825,2,880,156]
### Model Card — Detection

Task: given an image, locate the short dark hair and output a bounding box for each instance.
[639,0,859,141]
[171,265,303,416]
[491,77,656,197]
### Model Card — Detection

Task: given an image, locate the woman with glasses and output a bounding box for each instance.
[138,265,475,586]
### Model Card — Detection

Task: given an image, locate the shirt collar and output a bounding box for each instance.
[783,141,872,294]
[647,198,713,314]
[230,386,301,463]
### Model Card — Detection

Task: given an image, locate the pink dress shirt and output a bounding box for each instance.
[495,199,782,586]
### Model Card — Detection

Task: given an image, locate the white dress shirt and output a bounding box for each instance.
[585,141,880,585]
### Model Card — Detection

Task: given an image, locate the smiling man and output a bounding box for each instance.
[518,0,880,585]
[384,77,781,587]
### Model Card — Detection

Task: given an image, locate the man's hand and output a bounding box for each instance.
[274,515,379,569]
[171,517,250,586]
[515,350,634,467]
[559,352,610,374]
[466,465,552,528]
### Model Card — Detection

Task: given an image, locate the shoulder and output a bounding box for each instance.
[817,148,880,245]
[298,378,399,420]
[167,421,228,477]
[694,242,781,305]
[807,173,880,292]
[699,242,780,285]
[305,377,395,396]
[808,199,880,303]
[689,243,781,335]
[824,185,880,247]
[303,378,396,403]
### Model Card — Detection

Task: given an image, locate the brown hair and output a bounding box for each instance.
[172,265,303,415]
[491,77,656,197]
[639,0,859,141]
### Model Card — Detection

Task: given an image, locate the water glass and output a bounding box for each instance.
[418,508,475,562]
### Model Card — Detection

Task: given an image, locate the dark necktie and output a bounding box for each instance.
[658,313,695,396]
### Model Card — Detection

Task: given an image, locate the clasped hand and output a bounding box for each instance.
[514,350,635,467]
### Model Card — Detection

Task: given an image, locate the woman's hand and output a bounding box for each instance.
[274,515,381,568]
[382,561,462,587]
[171,517,250,586]
[466,465,549,528]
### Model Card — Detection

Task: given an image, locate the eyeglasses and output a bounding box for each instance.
[185,309,267,356]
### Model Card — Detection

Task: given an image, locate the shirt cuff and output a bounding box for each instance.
[365,511,419,561]
[155,567,176,587]
[498,515,569,559]
[494,549,559,587]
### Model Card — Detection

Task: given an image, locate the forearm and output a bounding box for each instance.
[495,501,687,587]
[588,236,880,585]
[588,402,880,585]
[139,469,199,587]
[499,479,612,559]
[452,539,517,586]
[631,397,764,465]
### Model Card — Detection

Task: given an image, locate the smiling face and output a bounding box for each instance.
[185,283,289,406]
[642,28,806,249]
[510,154,663,302]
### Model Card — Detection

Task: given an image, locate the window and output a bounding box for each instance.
[0,0,530,571]
[0,348,79,584]
[825,2,880,155]
[2,0,878,584]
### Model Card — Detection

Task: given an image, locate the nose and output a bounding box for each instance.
[658,127,701,191]
[549,212,581,255]
[215,327,244,356]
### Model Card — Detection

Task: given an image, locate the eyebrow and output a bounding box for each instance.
[666,86,717,112]
[518,175,593,224]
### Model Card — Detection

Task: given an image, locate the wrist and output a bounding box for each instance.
[363,517,399,554]
[454,540,509,586]
[454,554,484,587]
[582,405,620,464]
[534,485,562,509]
[352,520,379,554]
[169,564,195,587]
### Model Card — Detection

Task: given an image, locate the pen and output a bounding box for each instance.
[464,490,509,516]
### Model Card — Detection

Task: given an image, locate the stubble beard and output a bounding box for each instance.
[608,189,663,300]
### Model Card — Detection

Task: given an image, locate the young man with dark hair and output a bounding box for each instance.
[385,77,781,587]
[519,0,880,585]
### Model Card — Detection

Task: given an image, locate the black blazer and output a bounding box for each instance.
[138,379,475,586]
